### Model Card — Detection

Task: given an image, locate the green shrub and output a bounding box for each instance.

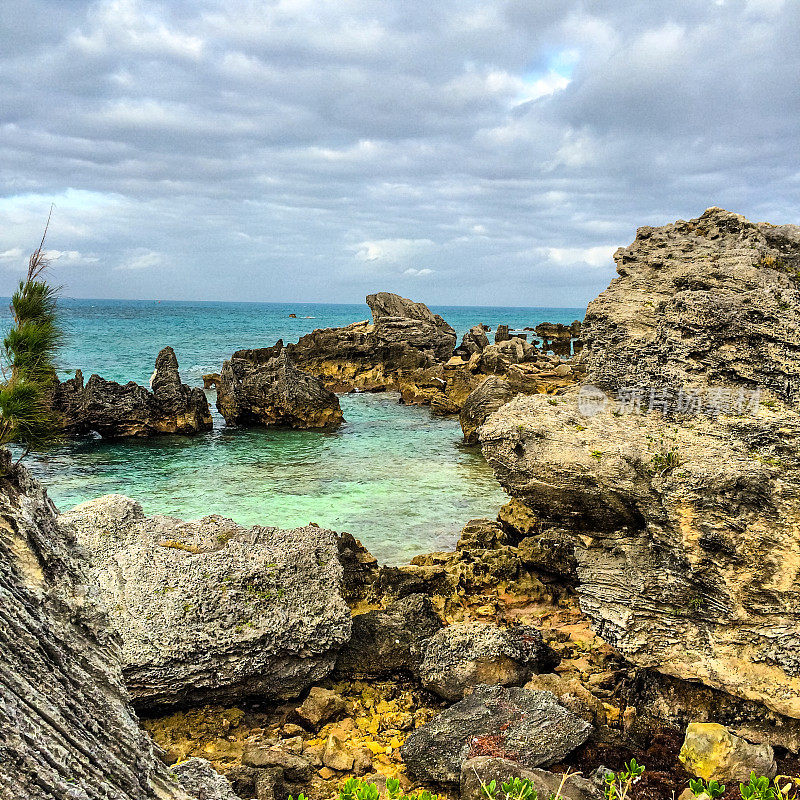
[689,777,725,798]
[0,212,63,461]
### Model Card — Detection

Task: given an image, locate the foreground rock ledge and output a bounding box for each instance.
[480,208,800,722]
[0,452,232,799]
[60,495,352,710]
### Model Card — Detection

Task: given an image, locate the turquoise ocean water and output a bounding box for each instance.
[6,299,584,564]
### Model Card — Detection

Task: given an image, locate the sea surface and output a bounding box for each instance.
[6,299,584,564]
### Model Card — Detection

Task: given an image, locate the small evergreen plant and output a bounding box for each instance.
[0,210,63,462]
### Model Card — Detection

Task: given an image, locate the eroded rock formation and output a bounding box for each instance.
[480,208,800,724]
[287,292,456,394]
[54,346,212,438]
[216,343,343,429]
[0,451,231,799]
[60,495,352,710]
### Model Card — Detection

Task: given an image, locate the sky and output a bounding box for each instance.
[0,0,798,307]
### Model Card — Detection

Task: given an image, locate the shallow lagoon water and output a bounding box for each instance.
[11,299,584,564]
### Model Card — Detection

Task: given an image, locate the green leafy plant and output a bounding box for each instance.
[480,772,580,800]
[740,773,778,800]
[292,777,444,800]
[689,777,725,798]
[604,759,645,800]
[481,777,539,800]
[0,210,63,462]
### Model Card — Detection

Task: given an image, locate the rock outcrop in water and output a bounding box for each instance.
[217,343,344,429]
[0,451,233,799]
[480,208,800,724]
[60,494,352,710]
[54,346,212,438]
[288,292,457,394]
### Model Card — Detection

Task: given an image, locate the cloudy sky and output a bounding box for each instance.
[0,0,797,306]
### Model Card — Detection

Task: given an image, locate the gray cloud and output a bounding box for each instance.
[0,0,797,306]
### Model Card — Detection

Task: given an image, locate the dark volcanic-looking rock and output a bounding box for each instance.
[287,292,456,392]
[0,451,221,800]
[419,623,559,701]
[400,685,592,783]
[334,593,442,678]
[60,495,352,710]
[480,208,800,726]
[217,344,343,429]
[54,346,212,438]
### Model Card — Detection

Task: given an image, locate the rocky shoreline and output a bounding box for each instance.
[3,207,800,800]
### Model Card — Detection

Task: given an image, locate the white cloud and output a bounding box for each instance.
[352,239,435,263]
[0,248,24,263]
[116,249,165,271]
[403,268,434,276]
[546,245,617,268]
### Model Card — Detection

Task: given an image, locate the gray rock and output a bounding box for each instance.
[461,757,602,800]
[400,685,592,783]
[334,593,442,677]
[170,758,239,800]
[60,495,352,710]
[217,344,343,428]
[54,346,212,438]
[460,377,520,444]
[0,452,192,800]
[419,623,559,701]
[479,208,800,726]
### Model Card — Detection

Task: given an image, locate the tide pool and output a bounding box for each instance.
[8,298,585,563]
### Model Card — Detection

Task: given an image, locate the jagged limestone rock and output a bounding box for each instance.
[287,292,456,393]
[217,344,343,428]
[60,495,352,710]
[54,346,212,438]
[480,208,800,725]
[0,452,229,800]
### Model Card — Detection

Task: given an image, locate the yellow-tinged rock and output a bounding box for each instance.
[679,722,776,782]
[365,741,384,755]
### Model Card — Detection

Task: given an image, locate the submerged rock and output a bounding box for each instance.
[60,495,352,710]
[0,451,230,799]
[400,685,592,783]
[419,622,559,701]
[217,343,343,429]
[480,208,800,725]
[54,346,212,438]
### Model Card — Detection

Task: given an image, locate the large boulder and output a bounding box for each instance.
[400,685,592,783]
[54,346,212,438]
[287,292,457,392]
[583,207,800,400]
[480,208,800,725]
[419,622,559,701]
[60,495,352,710]
[217,344,343,428]
[0,451,229,799]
